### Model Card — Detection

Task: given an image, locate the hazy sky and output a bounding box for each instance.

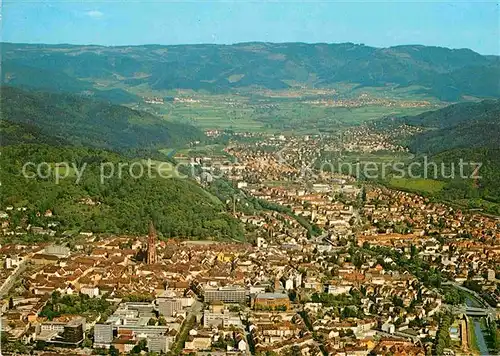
[3,1,499,55]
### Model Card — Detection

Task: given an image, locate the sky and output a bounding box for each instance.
[2,1,499,55]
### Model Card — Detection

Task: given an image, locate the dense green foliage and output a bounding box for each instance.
[409,122,500,155]
[442,287,465,305]
[375,99,500,215]
[381,148,500,215]
[399,99,500,129]
[0,86,203,151]
[0,332,30,354]
[252,197,322,237]
[433,148,500,205]
[2,42,499,101]
[398,99,500,154]
[0,119,68,146]
[207,178,260,215]
[0,144,244,240]
[362,245,444,289]
[40,291,112,320]
[206,178,322,237]
[488,320,500,353]
[310,291,361,307]
[1,61,138,104]
[433,312,454,355]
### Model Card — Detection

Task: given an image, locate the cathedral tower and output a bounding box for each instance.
[147,221,157,264]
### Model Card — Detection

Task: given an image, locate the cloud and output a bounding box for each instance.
[85,10,103,19]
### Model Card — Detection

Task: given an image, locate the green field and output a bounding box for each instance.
[94,79,438,133]
[167,101,430,133]
[160,144,231,161]
[388,177,446,194]
[142,159,183,178]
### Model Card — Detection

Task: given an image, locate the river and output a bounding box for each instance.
[466,297,490,355]
[472,318,489,355]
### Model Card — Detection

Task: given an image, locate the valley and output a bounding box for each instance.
[0,40,499,356]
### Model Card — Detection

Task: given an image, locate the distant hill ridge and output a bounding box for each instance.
[2,42,499,101]
[393,99,500,154]
[377,99,500,215]
[0,86,203,151]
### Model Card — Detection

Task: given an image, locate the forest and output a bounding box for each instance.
[374,99,500,215]
[0,144,244,240]
[0,86,203,151]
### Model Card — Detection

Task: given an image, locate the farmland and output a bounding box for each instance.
[95,80,438,134]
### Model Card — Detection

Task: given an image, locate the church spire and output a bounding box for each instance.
[147,221,157,264]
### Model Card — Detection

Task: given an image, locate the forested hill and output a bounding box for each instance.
[0,119,68,146]
[1,61,139,104]
[2,42,499,101]
[431,148,500,206]
[399,99,500,129]
[0,144,244,240]
[0,86,204,151]
[398,99,500,154]
[379,100,500,215]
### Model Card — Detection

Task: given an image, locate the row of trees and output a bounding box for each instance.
[433,312,454,355]
[488,320,500,353]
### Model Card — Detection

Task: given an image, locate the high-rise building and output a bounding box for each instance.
[60,318,85,345]
[147,221,157,264]
[147,335,170,353]
[94,324,113,348]
[157,298,183,317]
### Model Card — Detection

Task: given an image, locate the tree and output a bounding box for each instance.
[489,320,500,352]
[51,290,61,303]
[132,339,148,354]
[410,244,418,258]
[34,341,47,351]
[352,253,363,269]
[443,288,464,305]
[82,338,93,348]
[109,345,120,356]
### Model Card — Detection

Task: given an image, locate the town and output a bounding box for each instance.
[0,128,498,356]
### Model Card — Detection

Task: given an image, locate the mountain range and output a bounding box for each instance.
[2,42,499,101]
[1,41,499,235]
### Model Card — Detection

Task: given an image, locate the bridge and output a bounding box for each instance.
[450,305,490,317]
[443,282,497,321]
[464,306,489,317]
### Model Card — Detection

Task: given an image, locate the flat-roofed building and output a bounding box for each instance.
[147,335,171,353]
[203,285,246,304]
[94,323,113,348]
[60,318,85,345]
[157,298,183,317]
